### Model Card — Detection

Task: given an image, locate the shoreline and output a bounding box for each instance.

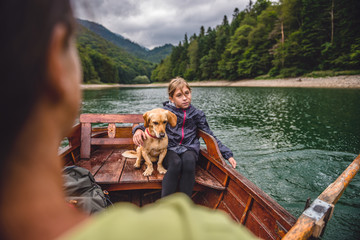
[81,75,360,89]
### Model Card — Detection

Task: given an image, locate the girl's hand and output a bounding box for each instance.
[228,157,237,168]
[133,129,147,146]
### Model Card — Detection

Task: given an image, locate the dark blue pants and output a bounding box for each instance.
[161,150,198,198]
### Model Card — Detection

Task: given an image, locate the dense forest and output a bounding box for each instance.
[76,25,155,84]
[152,0,360,82]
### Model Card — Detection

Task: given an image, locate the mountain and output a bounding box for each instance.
[77,19,173,63]
[76,24,155,84]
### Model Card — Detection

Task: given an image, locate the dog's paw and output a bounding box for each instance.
[158,167,167,174]
[143,169,153,176]
[134,161,141,168]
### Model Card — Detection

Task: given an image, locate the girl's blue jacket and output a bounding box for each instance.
[133,101,233,160]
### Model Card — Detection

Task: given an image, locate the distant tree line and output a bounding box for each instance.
[151,0,360,82]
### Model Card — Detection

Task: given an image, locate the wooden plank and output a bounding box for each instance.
[222,191,246,222]
[94,150,126,183]
[222,190,275,239]
[91,127,133,138]
[218,201,239,222]
[147,164,226,189]
[100,182,162,191]
[67,124,81,149]
[115,127,133,138]
[195,166,225,190]
[148,164,165,182]
[240,196,254,225]
[251,198,279,237]
[131,191,142,207]
[141,190,161,206]
[80,114,143,123]
[198,188,223,208]
[91,128,108,134]
[72,148,80,163]
[80,123,91,159]
[77,149,113,176]
[100,180,218,192]
[91,138,133,145]
[120,158,149,184]
[245,213,274,240]
[192,191,210,207]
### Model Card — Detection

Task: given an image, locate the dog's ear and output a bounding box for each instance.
[143,111,150,128]
[166,110,177,127]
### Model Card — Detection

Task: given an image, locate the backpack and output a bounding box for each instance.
[63,165,112,214]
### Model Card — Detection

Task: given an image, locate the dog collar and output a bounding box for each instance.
[146,128,159,139]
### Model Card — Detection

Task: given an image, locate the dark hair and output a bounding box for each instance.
[0,0,76,173]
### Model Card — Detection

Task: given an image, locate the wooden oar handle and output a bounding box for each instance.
[283,154,360,239]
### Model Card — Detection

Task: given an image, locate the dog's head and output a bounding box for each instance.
[143,108,177,138]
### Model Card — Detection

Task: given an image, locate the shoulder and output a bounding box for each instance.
[163,102,179,115]
[189,105,204,116]
[61,193,258,240]
[189,105,206,122]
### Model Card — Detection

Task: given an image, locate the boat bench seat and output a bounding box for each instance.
[77,114,226,192]
[77,148,225,192]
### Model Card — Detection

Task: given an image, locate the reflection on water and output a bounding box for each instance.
[82,87,360,240]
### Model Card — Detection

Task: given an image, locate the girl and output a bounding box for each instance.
[133,77,237,198]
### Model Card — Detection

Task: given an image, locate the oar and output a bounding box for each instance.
[282,154,360,240]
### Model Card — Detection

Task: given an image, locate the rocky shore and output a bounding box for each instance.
[81,75,360,89]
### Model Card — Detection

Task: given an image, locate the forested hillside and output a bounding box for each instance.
[78,19,173,63]
[76,25,155,84]
[152,0,360,82]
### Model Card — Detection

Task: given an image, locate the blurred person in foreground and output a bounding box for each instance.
[0,1,258,239]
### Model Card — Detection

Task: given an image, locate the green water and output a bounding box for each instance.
[82,87,360,239]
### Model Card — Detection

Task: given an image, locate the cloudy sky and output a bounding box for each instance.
[72,0,249,49]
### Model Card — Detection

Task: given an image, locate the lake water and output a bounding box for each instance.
[82,86,360,239]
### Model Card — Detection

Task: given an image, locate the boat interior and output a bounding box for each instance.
[60,114,298,239]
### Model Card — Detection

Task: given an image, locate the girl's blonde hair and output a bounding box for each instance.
[168,77,191,98]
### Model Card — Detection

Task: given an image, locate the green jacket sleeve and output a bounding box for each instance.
[59,193,259,240]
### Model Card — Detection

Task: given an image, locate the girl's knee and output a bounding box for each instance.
[172,157,182,168]
[181,151,197,172]
[166,155,182,173]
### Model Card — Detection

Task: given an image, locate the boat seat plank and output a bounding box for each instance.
[195,166,225,190]
[94,149,126,183]
[148,164,165,182]
[91,138,133,145]
[77,149,113,176]
[80,148,225,191]
[120,158,149,184]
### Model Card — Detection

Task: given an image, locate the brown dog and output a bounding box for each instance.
[122,108,177,176]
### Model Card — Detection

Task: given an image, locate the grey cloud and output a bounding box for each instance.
[72,0,248,49]
[72,0,140,21]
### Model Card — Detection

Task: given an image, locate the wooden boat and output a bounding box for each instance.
[60,113,360,239]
